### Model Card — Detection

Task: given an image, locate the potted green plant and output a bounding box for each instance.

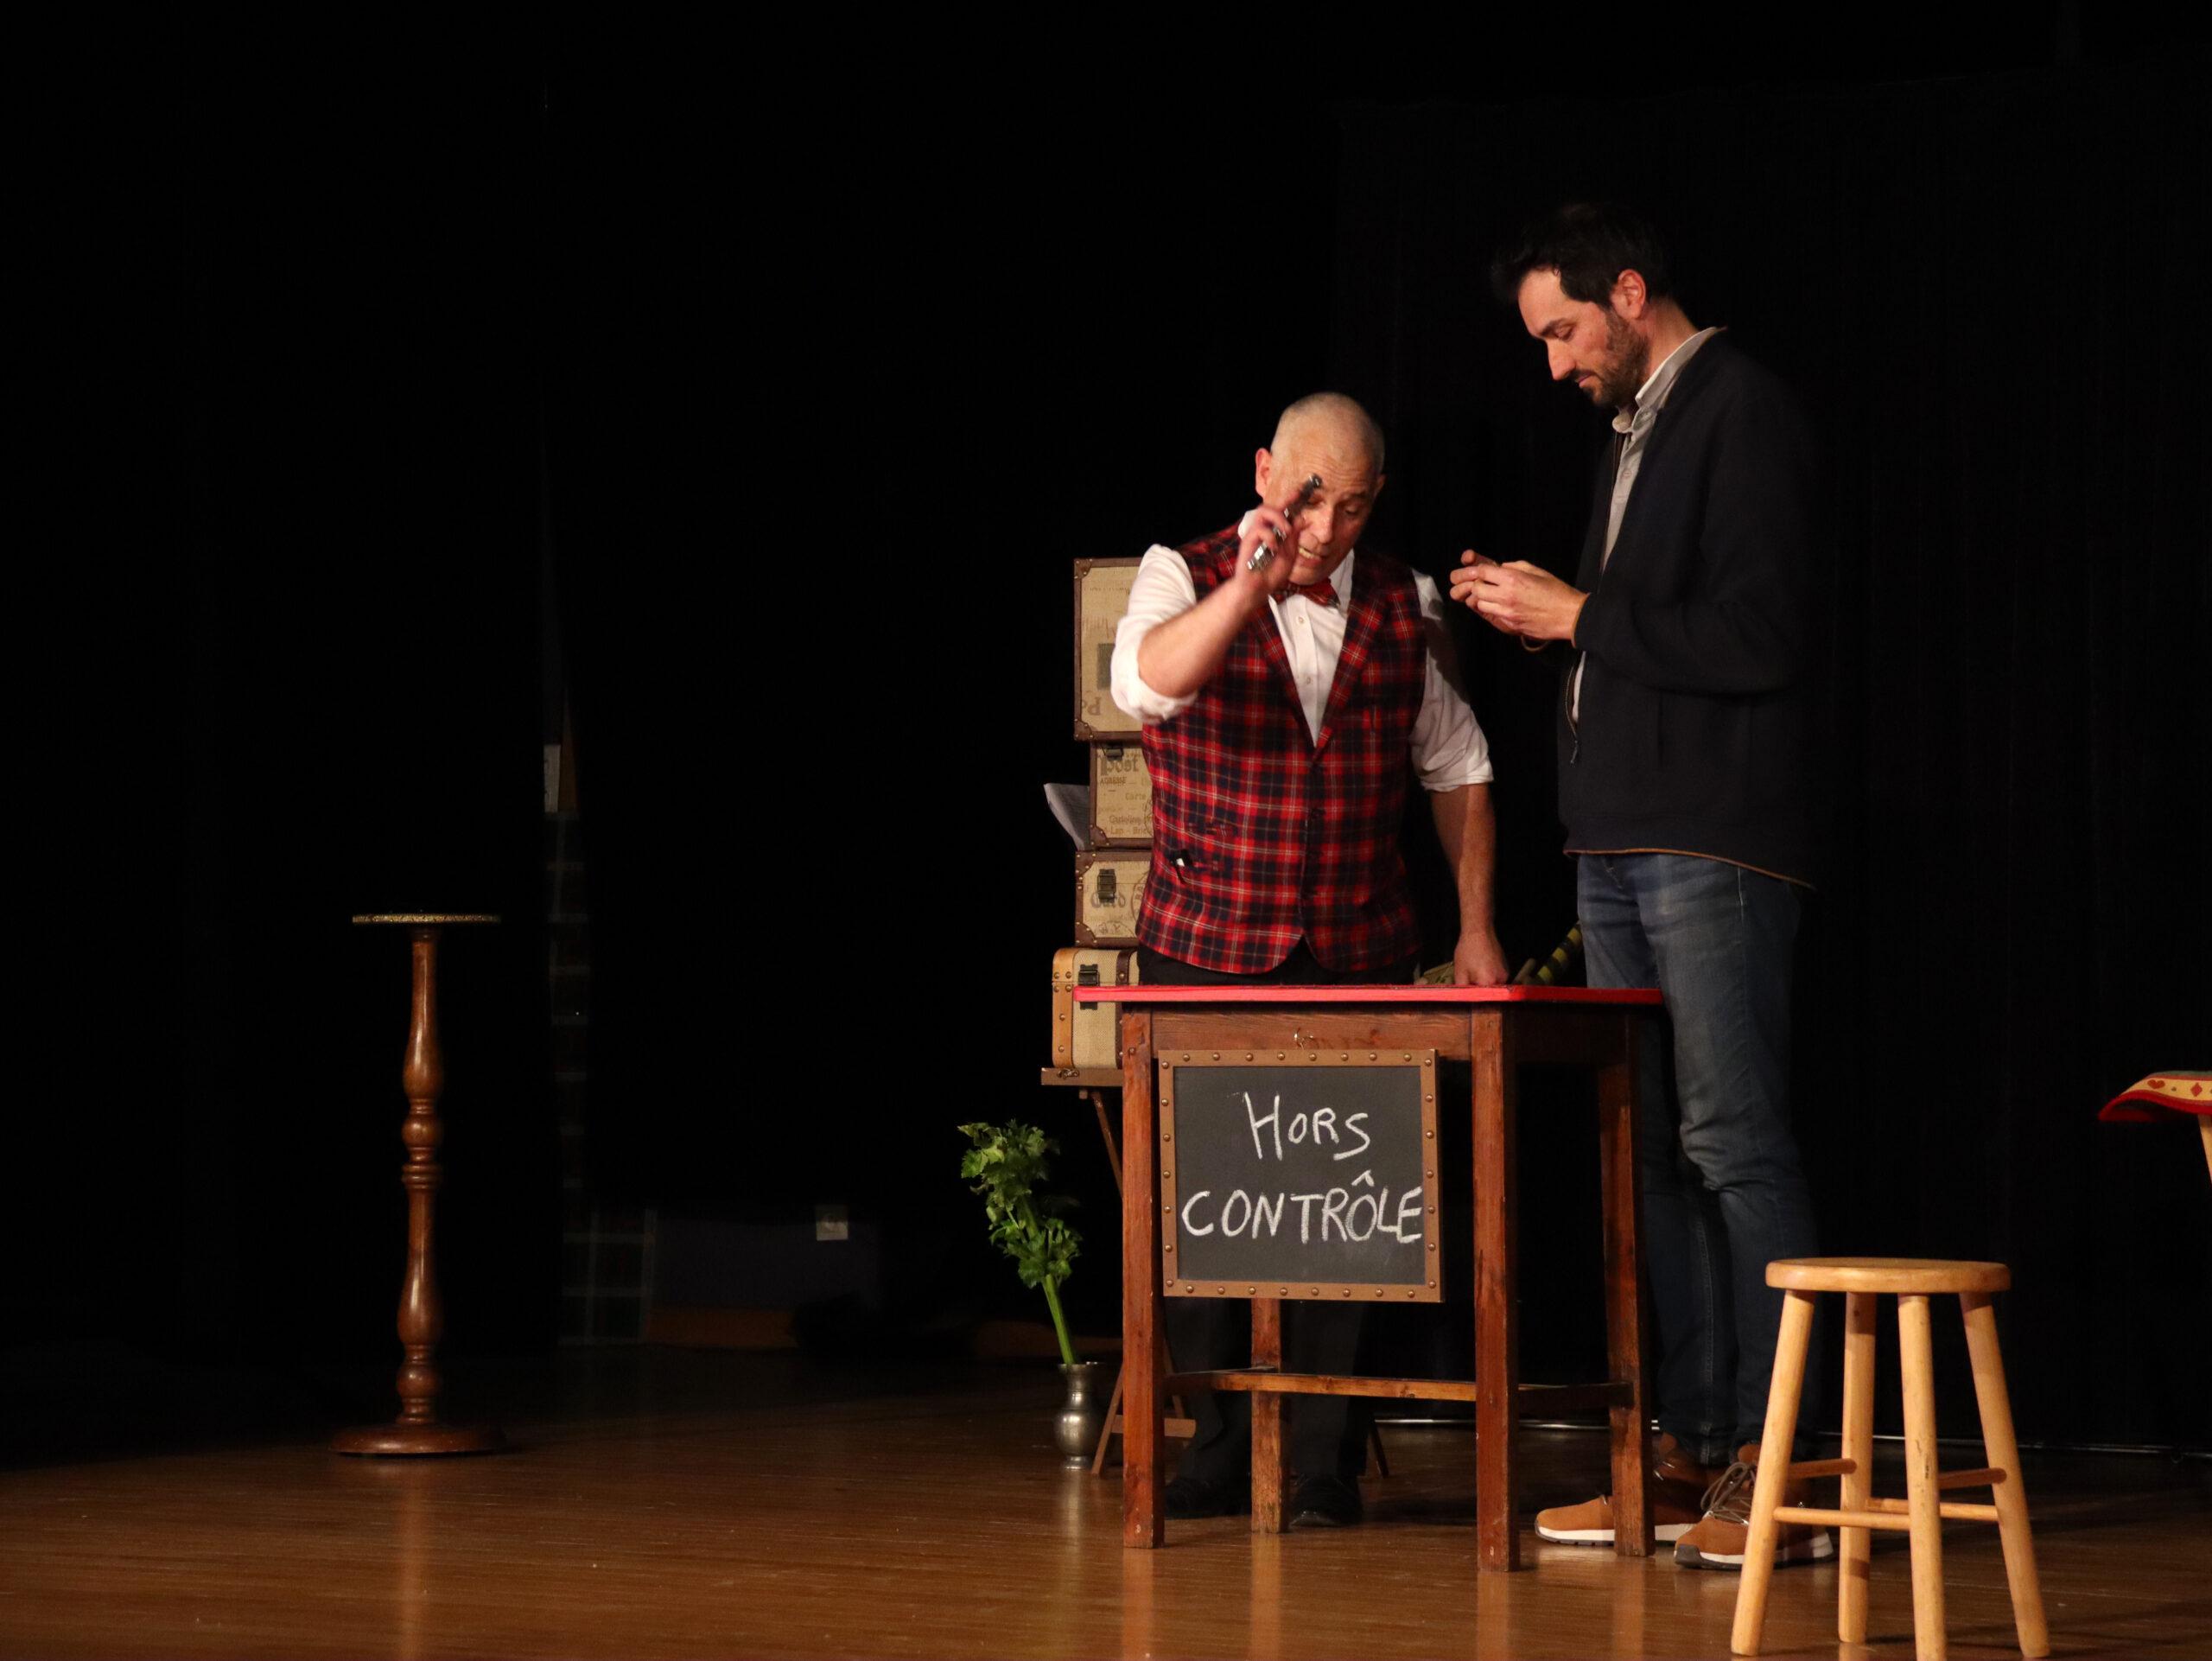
[957,1120,1100,1463]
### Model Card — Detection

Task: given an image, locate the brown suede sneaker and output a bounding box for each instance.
[1534,1433,1719,1545]
[1674,1443,1836,1570]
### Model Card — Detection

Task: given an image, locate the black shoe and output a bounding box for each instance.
[1289,1473,1363,1528]
[1164,1474,1250,1519]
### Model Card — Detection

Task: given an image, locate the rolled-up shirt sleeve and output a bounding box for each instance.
[1109,545,1203,724]
[1411,572,1494,791]
[1113,546,1493,785]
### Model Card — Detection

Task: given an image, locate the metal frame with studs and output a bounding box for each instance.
[1158,1048,1442,1303]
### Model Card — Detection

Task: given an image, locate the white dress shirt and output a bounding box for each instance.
[1109,522,1494,792]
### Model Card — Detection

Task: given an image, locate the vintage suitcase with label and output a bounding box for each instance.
[1087,740,1153,847]
[1072,848,1149,948]
[1072,557,1143,740]
[1049,946,1141,1071]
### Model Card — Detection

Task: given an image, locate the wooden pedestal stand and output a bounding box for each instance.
[334,914,506,1457]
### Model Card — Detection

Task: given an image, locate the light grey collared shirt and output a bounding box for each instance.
[1574,325,1725,722]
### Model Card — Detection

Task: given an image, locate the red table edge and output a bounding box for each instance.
[1074,983,1662,1005]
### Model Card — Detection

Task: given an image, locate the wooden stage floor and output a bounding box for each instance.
[4,1349,2206,1658]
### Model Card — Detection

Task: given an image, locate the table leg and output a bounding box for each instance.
[1598,1013,1652,1556]
[1251,1298,1287,1533]
[1081,1083,1128,1478]
[1081,1086,1123,1193]
[1472,1009,1521,1570]
[1121,1012,1163,1547]
[1073,1085,1131,1476]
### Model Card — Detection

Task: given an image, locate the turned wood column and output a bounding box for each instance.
[334,913,506,1456]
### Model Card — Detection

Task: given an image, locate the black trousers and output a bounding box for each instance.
[1139,941,1418,1484]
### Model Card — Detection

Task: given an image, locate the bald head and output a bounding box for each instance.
[1253,392,1387,585]
[1269,391,1386,474]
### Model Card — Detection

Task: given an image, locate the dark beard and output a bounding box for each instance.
[1594,310,1652,409]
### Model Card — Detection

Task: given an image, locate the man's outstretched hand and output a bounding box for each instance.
[1448,549,1587,643]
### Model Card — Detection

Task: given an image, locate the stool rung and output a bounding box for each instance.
[1776,1505,1916,1532]
[1862,1495,2004,1522]
[1777,1500,2004,1529]
[1777,1459,2001,1488]
[1783,1456,1857,1480]
[1936,1465,2004,1491]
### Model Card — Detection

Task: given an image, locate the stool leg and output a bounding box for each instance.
[1961,1292,2049,1658]
[1838,1290,1877,1646]
[1898,1293,1948,1661]
[1730,1288,1816,1658]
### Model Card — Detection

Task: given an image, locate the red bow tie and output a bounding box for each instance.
[1288,578,1338,607]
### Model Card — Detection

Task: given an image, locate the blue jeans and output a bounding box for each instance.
[1578,853,1820,1466]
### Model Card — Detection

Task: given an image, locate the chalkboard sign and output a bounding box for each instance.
[1159,1048,1440,1302]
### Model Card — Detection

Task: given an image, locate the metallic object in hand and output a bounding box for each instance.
[1245,476,1322,576]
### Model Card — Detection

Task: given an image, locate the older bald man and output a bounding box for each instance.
[1109,392,1508,1527]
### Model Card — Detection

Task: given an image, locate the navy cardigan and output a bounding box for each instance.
[1560,334,1823,885]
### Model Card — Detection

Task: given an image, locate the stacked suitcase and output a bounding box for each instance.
[1052,557,1153,1072]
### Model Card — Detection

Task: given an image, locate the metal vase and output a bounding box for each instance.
[1053,1360,1105,1465]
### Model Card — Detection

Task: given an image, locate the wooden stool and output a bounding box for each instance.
[1731,1257,2047,1661]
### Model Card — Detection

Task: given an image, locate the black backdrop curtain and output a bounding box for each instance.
[540,57,2207,1441]
[537,54,2208,1443]
[27,30,2203,1456]
[537,95,1350,1223]
[26,50,558,1434]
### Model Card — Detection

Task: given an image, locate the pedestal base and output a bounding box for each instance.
[331,1422,507,1456]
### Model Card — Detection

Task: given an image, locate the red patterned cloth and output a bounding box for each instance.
[2098,1072,2212,1123]
[1138,525,1426,974]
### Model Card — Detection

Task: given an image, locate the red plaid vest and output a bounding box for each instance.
[1138,525,1427,974]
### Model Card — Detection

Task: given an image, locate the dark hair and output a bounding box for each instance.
[1491,201,1673,309]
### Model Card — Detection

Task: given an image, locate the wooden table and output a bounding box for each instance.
[1080,983,1662,1570]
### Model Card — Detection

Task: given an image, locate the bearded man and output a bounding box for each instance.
[1453,202,1828,1571]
